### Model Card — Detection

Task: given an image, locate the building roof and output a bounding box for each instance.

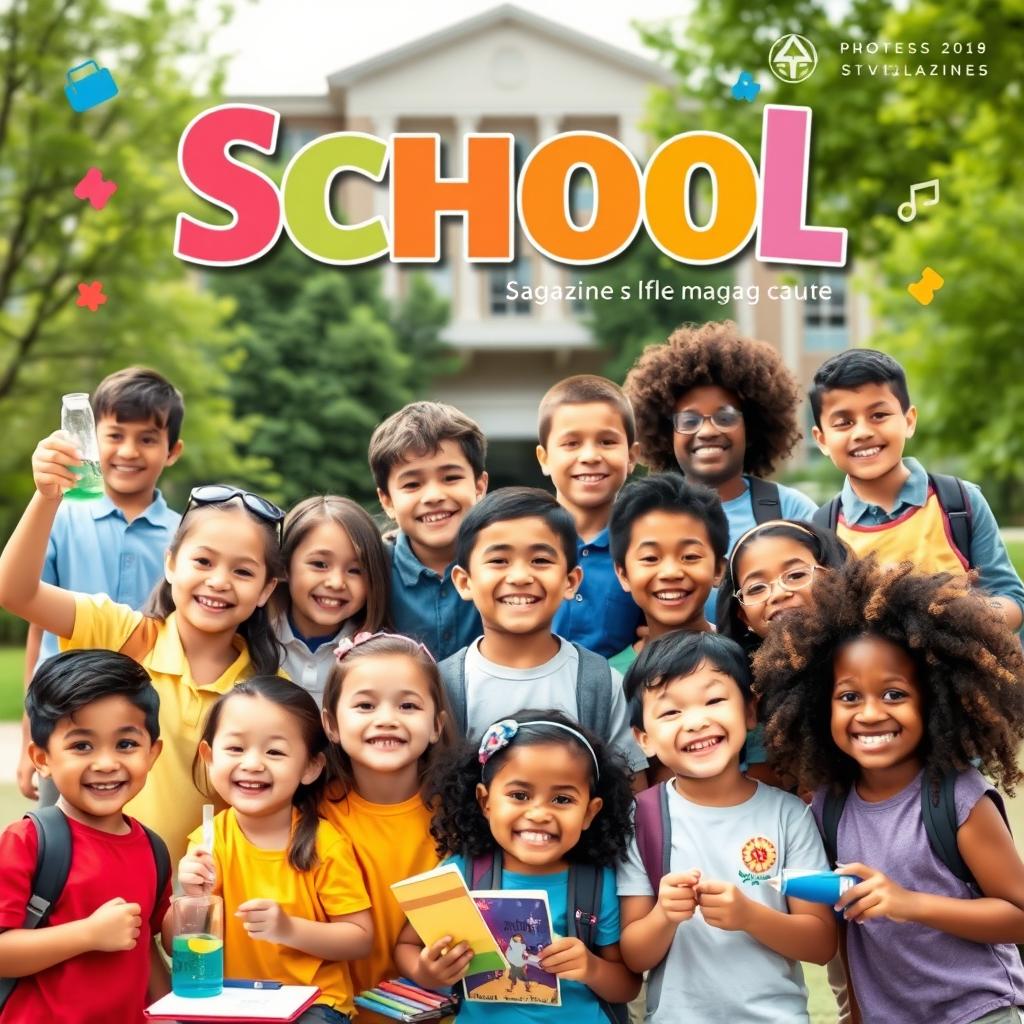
[326,3,675,89]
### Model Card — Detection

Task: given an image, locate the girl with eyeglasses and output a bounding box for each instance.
[0,456,286,865]
[715,519,850,788]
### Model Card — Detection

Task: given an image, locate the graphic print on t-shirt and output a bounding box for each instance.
[738,835,777,884]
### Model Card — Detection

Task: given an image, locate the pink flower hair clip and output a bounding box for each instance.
[333,630,437,663]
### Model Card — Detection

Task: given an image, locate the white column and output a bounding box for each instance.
[535,113,562,322]
[375,115,398,302]
[453,114,482,322]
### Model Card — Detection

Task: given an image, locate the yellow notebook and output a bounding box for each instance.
[391,864,508,976]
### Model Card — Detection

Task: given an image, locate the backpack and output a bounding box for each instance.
[470,850,628,1024]
[747,476,782,526]
[813,472,973,568]
[0,805,171,1011]
[633,783,672,892]
[821,770,1008,888]
[438,642,617,740]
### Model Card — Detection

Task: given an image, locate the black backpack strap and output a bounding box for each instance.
[568,864,629,1024]
[812,496,841,533]
[928,473,973,567]
[821,787,848,870]
[141,824,171,903]
[0,807,74,1012]
[748,477,781,525]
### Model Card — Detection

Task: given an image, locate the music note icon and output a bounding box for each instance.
[898,179,940,223]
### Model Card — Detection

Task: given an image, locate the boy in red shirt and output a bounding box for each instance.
[0,649,168,1023]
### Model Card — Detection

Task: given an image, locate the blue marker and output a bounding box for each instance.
[767,869,861,904]
[223,979,283,989]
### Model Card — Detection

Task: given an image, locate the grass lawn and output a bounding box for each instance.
[0,645,22,720]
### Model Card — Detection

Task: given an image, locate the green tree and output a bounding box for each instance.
[582,238,736,380]
[209,243,455,507]
[0,0,263,525]
[639,0,1024,501]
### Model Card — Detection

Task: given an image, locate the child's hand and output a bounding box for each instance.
[418,936,474,987]
[834,863,918,924]
[696,880,753,932]
[657,869,701,925]
[86,897,142,951]
[31,431,81,501]
[539,936,592,983]
[178,849,215,896]
[236,899,294,944]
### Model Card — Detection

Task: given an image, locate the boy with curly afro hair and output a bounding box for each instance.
[754,556,1024,1024]
[624,321,816,619]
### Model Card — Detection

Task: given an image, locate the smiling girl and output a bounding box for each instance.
[757,557,1024,1024]
[272,496,390,708]
[0,433,286,863]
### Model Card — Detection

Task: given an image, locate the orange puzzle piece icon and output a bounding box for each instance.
[907,267,944,306]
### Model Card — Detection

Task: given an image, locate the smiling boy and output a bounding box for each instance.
[608,474,728,674]
[369,402,489,661]
[810,349,1024,629]
[18,369,183,805]
[536,375,643,657]
[440,487,646,776]
[617,631,835,1023]
[0,650,169,1024]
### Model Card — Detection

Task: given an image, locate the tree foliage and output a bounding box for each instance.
[638,0,1024,503]
[209,242,454,507]
[0,0,265,521]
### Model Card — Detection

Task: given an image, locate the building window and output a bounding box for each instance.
[489,255,531,316]
[804,270,848,351]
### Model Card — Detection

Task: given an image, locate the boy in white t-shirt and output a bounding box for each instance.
[616,630,836,1023]
[438,486,646,779]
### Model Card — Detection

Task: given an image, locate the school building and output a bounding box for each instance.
[237,3,869,481]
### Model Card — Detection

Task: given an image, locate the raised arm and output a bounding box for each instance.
[0,434,82,639]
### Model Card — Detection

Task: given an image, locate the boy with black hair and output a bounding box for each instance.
[0,649,169,1022]
[623,322,816,621]
[441,486,646,777]
[608,474,728,674]
[536,374,643,658]
[810,348,1024,629]
[369,401,488,661]
[17,367,184,803]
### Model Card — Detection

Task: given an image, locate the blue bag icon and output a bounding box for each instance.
[64,60,118,112]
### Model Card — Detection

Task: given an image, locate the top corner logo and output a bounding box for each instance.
[769,34,818,83]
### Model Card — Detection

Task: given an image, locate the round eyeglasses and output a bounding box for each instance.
[734,564,825,606]
[671,406,743,435]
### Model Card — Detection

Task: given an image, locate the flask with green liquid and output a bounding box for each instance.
[60,393,103,501]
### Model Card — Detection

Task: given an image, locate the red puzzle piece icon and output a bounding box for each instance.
[76,281,107,311]
[73,167,118,210]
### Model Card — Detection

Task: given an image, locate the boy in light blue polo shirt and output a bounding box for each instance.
[369,401,488,661]
[17,368,183,802]
[536,375,643,658]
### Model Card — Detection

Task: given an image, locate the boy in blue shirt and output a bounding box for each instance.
[810,348,1024,629]
[536,374,642,657]
[369,401,488,661]
[624,322,816,621]
[16,367,183,802]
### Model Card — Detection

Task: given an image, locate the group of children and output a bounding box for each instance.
[0,319,1023,1024]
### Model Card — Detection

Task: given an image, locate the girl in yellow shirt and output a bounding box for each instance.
[319,632,457,997]
[0,433,288,864]
[179,675,372,1021]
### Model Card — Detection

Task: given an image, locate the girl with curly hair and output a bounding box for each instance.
[623,321,817,622]
[395,709,640,1021]
[756,556,1024,1024]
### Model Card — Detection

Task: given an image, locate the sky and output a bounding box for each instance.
[200,0,696,95]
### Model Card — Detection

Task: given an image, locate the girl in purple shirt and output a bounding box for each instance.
[755,556,1024,1024]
